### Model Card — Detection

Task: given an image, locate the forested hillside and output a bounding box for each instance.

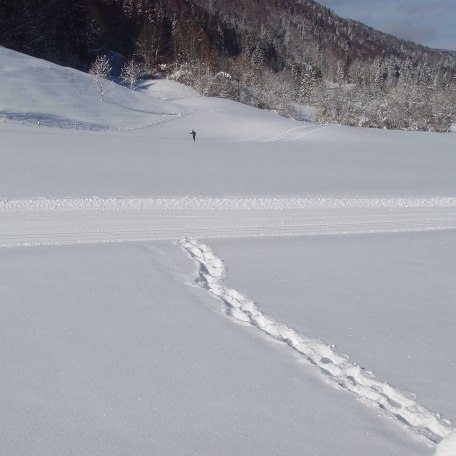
[1,0,455,131]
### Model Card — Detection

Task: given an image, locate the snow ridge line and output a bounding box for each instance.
[181,238,453,445]
[2,196,456,212]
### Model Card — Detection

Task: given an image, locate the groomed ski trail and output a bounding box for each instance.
[181,238,453,446]
[3,196,456,212]
[1,197,456,248]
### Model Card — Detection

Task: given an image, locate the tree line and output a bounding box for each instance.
[2,0,455,131]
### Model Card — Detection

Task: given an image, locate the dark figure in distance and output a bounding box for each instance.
[190,130,196,141]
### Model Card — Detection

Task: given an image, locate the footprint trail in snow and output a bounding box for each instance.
[181,237,453,447]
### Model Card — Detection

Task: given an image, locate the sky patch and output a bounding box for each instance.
[318,0,456,50]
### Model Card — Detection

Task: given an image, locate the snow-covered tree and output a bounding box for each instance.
[299,66,321,103]
[209,71,236,99]
[120,58,142,90]
[89,55,113,102]
[336,61,346,85]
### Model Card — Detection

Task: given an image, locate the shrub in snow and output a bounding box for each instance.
[169,63,195,86]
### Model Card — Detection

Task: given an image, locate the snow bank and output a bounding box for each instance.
[435,429,456,455]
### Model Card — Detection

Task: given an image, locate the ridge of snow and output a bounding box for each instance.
[181,238,453,445]
[1,196,456,212]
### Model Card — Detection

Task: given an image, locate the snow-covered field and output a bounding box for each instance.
[1,46,456,455]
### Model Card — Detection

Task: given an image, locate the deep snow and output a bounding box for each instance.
[0,243,431,456]
[1,46,456,455]
[182,237,453,442]
[208,234,456,425]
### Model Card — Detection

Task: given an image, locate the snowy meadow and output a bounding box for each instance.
[1,46,456,455]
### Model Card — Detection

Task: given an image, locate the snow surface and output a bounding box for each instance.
[0,47,181,130]
[0,243,431,456]
[181,238,452,442]
[1,46,456,455]
[208,234,456,426]
[436,429,456,455]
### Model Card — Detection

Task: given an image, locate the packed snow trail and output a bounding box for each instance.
[1,197,456,248]
[3,196,456,212]
[181,238,453,445]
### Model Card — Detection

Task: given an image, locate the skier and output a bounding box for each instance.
[190,130,196,141]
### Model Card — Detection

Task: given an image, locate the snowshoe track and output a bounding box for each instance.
[181,238,453,445]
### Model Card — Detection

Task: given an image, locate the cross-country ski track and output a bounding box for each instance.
[1,196,456,247]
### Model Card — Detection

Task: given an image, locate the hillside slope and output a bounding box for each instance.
[2,1,455,131]
[1,0,453,71]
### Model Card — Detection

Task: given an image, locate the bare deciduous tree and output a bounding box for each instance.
[120,59,142,90]
[89,55,113,102]
[136,26,164,74]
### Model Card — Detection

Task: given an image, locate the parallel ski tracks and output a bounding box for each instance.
[1,201,456,247]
